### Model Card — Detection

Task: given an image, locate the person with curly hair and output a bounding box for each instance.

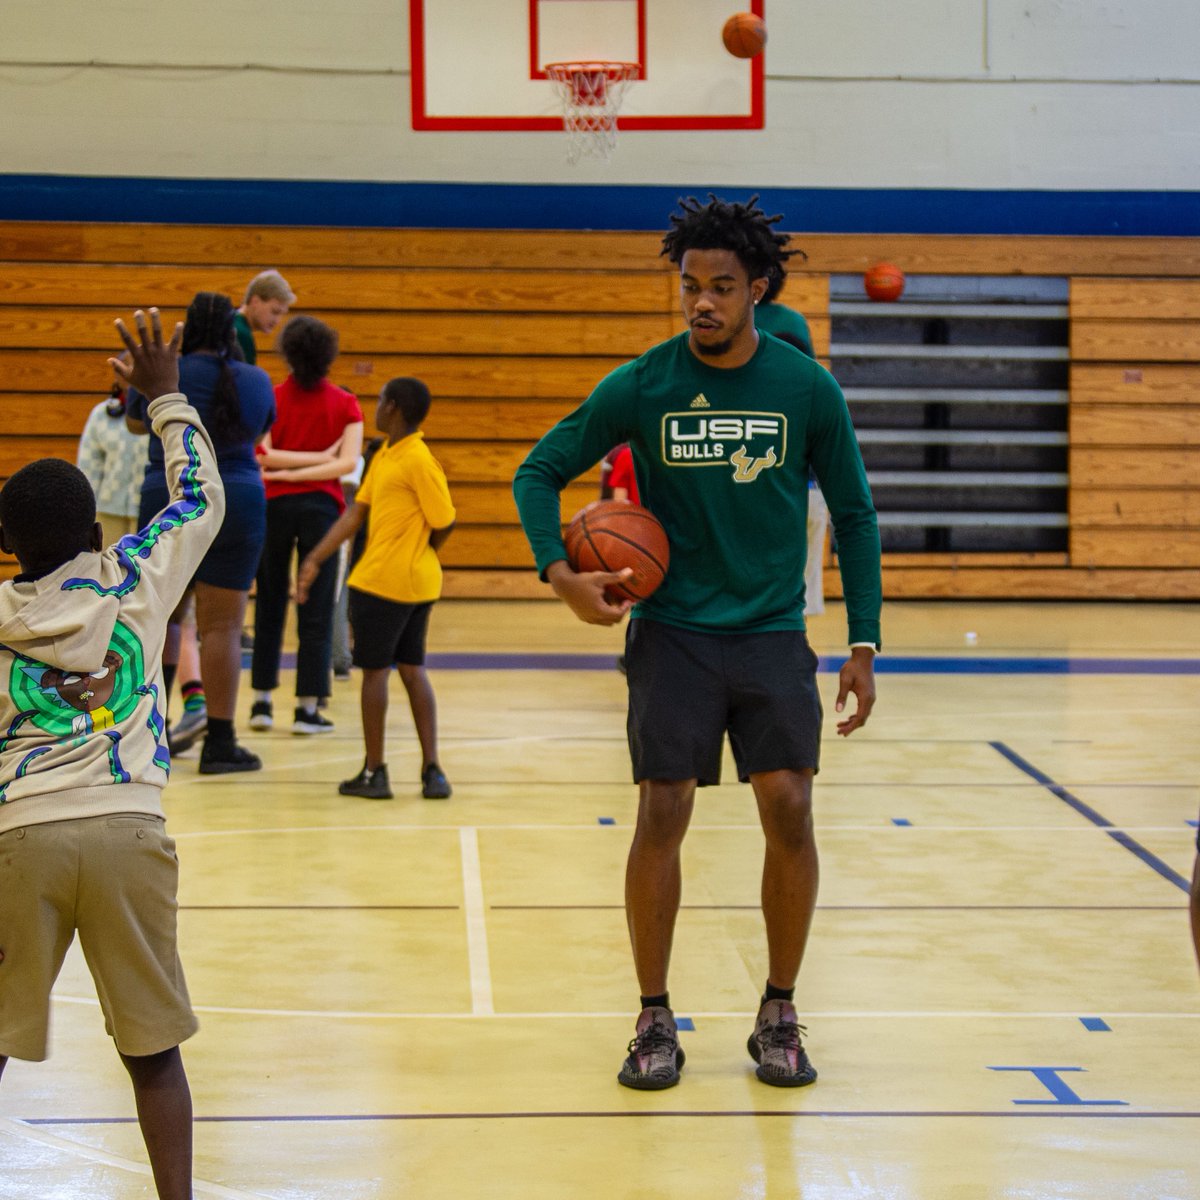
[515,194,881,1092]
[127,292,275,774]
[249,315,363,735]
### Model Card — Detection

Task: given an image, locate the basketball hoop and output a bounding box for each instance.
[544,61,640,164]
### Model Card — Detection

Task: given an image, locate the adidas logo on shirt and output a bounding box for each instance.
[690,394,710,409]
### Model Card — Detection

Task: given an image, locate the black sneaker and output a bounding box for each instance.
[421,763,452,799]
[198,739,263,775]
[339,762,393,800]
[617,1006,684,1090]
[248,700,274,731]
[292,707,335,735]
[747,999,817,1087]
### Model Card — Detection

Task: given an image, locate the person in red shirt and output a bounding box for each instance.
[249,316,363,734]
[607,443,640,504]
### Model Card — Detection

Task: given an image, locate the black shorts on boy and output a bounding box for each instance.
[348,588,433,669]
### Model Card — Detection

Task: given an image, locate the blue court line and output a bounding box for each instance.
[990,743,1191,894]
[26,1110,1200,1125]
[1080,1018,1112,1032]
[263,650,1198,674]
[891,818,913,826]
[421,653,1198,674]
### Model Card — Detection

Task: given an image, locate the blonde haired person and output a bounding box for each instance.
[234,269,296,364]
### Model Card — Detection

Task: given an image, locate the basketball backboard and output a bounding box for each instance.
[410,0,765,131]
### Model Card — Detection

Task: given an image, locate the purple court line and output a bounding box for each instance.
[29,1110,1200,1126]
[990,742,1191,894]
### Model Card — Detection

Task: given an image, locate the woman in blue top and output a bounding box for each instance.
[128,292,275,774]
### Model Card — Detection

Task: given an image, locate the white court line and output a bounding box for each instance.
[166,731,594,786]
[459,827,495,1015]
[46,995,1200,1022]
[0,1117,268,1199]
[170,822,1199,840]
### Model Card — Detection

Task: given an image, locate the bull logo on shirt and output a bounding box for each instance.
[660,412,787,482]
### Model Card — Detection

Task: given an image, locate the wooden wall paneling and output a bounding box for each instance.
[1071,319,1200,362]
[0,223,669,271]
[0,308,679,357]
[452,482,598,525]
[1070,447,1199,488]
[10,222,1200,278]
[799,235,1200,277]
[1070,404,1200,446]
[1071,363,1200,403]
[1070,490,1200,526]
[0,437,77,476]
[1070,529,1200,567]
[1,394,101,435]
[1070,278,1200,319]
[0,264,678,315]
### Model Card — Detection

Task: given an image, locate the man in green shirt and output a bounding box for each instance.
[514,195,881,1092]
[233,269,295,365]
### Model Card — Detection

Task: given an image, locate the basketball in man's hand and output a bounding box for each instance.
[565,500,670,603]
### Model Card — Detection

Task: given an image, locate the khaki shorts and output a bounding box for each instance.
[0,813,197,1062]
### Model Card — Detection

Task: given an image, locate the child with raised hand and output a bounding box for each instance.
[0,309,224,1200]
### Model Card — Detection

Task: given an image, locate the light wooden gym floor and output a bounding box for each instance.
[2,599,1198,1199]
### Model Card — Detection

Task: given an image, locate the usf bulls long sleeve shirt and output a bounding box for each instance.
[514,331,882,647]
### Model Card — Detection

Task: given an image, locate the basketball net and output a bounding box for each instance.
[544,62,640,164]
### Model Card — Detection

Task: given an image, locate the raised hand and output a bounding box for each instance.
[109,308,182,401]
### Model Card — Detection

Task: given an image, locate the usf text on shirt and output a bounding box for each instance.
[514,331,882,647]
[0,394,224,828]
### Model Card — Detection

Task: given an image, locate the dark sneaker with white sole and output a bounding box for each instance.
[248,700,274,731]
[617,1006,684,1090]
[292,707,335,735]
[747,999,817,1087]
[339,763,393,800]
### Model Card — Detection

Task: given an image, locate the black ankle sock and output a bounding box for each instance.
[206,717,234,745]
[763,982,795,1004]
[640,992,670,1011]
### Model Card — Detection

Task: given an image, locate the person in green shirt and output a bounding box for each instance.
[755,252,816,359]
[233,269,295,365]
[514,195,881,1093]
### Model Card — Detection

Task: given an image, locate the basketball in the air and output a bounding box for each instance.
[565,500,670,603]
[864,261,906,301]
[722,12,767,58]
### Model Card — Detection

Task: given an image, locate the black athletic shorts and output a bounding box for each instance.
[625,618,823,787]
[348,589,434,669]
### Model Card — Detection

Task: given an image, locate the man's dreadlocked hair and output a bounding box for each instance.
[660,194,803,297]
[181,291,247,444]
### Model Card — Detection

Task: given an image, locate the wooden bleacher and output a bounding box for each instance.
[0,221,1196,600]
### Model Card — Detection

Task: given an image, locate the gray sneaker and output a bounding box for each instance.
[617,1006,684,1090]
[747,999,817,1087]
[168,706,207,755]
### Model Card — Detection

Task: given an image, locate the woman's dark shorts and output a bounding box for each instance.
[138,480,266,591]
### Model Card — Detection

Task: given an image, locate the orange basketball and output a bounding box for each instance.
[722,12,767,58]
[864,261,906,301]
[565,500,670,603]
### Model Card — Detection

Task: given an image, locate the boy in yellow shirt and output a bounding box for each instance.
[297,378,455,799]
